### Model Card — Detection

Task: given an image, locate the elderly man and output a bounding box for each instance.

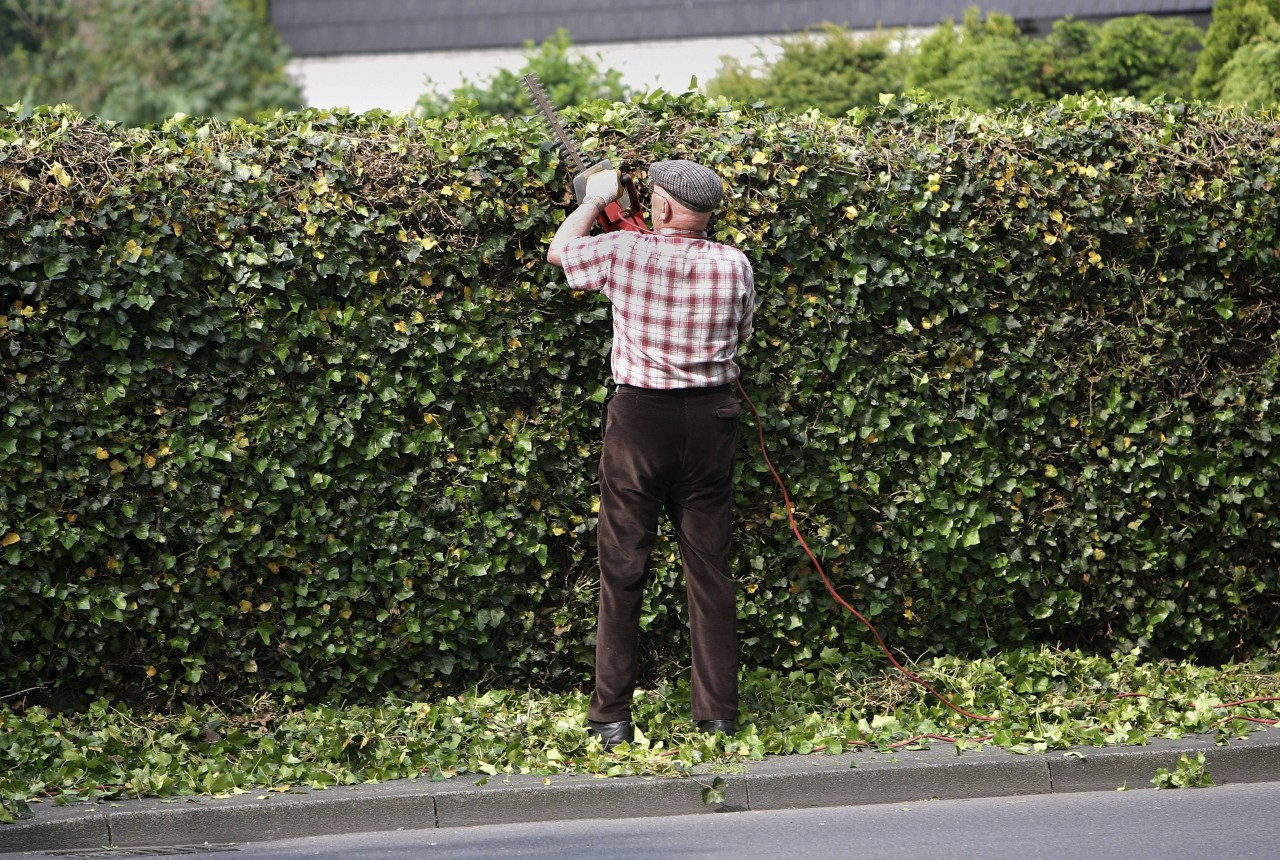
[547,160,756,748]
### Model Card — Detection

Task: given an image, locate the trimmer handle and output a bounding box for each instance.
[598,173,649,234]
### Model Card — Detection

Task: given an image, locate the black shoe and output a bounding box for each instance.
[695,719,736,735]
[587,719,633,749]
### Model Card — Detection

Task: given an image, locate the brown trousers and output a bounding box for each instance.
[588,384,742,723]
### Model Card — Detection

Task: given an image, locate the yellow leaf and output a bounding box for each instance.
[95,446,110,460]
[368,269,380,285]
[49,162,72,188]
[751,150,768,165]
[419,272,434,287]
[143,453,157,469]
[394,320,408,334]
[1,532,19,547]
[1043,232,1058,245]
[146,665,157,678]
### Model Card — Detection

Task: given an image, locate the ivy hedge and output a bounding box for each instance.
[2,94,1278,707]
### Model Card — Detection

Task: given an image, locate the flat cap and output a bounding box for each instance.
[649,160,724,212]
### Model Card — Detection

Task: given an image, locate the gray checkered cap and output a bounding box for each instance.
[648,160,724,212]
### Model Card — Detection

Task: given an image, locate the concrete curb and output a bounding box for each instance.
[2,727,1277,855]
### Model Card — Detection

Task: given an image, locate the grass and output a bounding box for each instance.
[2,646,1277,823]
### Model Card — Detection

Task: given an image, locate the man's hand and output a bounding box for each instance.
[573,161,625,205]
[583,168,623,204]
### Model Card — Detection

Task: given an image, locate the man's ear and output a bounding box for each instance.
[656,196,671,225]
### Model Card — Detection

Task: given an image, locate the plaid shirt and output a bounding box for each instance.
[561,232,755,389]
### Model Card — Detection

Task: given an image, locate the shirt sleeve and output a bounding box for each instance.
[560,233,618,293]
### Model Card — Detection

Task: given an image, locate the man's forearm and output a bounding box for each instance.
[547,197,604,268]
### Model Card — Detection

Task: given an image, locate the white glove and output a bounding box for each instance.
[583,168,623,205]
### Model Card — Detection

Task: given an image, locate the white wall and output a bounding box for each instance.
[286,35,789,114]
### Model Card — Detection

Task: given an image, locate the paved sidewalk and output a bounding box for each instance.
[2,727,1277,855]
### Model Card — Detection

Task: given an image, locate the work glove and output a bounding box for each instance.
[573,160,625,206]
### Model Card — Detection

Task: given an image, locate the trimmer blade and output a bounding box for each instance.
[521,73,590,174]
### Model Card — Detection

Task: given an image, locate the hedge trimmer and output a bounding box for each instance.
[521,73,649,233]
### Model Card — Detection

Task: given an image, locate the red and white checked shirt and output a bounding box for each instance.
[561,231,755,389]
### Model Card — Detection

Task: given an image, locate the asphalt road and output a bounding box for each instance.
[209,781,1279,860]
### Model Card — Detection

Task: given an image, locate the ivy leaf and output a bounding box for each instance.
[701,776,727,806]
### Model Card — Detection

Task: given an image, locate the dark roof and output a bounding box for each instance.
[271,0,1214,58]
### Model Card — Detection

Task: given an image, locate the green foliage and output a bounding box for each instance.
[231,0,271,23]
[1192,0,1280,101]
[908,9,1052,109]
[706,10,1203,115]
[2,92,1280,709]
[416,29,633,118]
[1152,752,1216,788]
[1218,21,1280,107]
[0,0,302,126]
[0,650,1274,810]
[1060,15,1202,102]
[0,0,67,57]
[706,24,913,114]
